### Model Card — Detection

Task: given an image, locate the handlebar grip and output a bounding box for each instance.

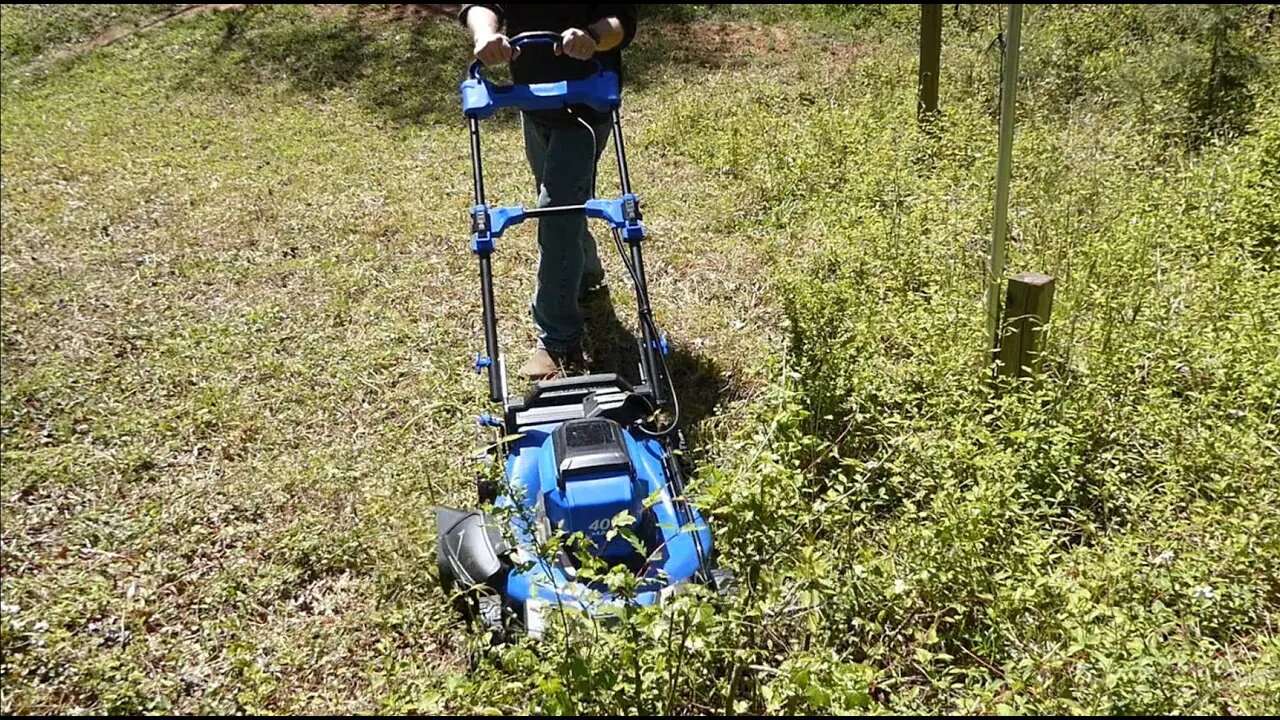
[470,31,564,80]
[509,30,563,48]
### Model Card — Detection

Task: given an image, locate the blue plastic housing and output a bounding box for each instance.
[495,420,713,613]
[461,68,621,120]
[544,469,642,560]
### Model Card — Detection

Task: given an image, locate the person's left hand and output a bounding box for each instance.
[557,27,597,60]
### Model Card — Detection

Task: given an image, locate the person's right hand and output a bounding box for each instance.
[474,33,517,67]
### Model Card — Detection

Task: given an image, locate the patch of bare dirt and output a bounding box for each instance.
[32,4,246,69]
[645,19,870,71]
[307,4,460,23]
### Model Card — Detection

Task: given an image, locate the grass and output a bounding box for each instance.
[0,4,769,713]
[0,4,180,70]
[3,2,1279,715]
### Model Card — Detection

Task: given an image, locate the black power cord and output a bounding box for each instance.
[610,226,680,438]
[567,105,680,438]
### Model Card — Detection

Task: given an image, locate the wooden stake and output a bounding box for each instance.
[996,272,1055,378]
[919,4,943,123]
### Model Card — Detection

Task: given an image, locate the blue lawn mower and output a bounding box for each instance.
[435,32,733,638]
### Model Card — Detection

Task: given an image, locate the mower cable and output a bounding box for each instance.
[570,106,681,438]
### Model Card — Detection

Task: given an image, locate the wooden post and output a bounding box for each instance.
[984,3,1022,361]
[918,4,943,123]
[996,272,1054,378]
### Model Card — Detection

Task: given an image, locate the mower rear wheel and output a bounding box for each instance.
[476,472,497,505]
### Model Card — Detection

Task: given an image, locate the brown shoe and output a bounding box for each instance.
[519,347,560,380]
[518,345,586,380]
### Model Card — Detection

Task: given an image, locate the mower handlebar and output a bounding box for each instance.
[461,38,619,119]
[468,31,605,81]
[510,30,564,48]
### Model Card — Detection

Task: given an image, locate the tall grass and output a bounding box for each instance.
[452,4,1280,714]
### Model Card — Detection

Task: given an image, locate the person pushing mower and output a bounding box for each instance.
[458,4,639,380]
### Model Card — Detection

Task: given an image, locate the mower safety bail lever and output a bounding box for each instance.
[510,30,565,49]
[468,31,604,82]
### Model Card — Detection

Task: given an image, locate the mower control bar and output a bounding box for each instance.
[470,195,646,254]
[524,204,586,219]
[464,56,668,411]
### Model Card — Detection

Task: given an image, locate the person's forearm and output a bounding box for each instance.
[588,16,625,52]
[466,6,501,39]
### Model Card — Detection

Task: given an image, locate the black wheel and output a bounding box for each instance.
[476,472,497,504]
[438,537,454,595]
[710,567,739,599]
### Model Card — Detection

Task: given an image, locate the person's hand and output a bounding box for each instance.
[474,32,517,66]
[556,27,597,60]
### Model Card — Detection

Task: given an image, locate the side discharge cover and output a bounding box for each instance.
[436,507,513,592]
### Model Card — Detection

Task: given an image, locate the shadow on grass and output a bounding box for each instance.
[174,4,744,129]
[173,4,507,128]
[580,285,730,443]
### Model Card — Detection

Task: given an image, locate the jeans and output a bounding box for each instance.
[522,111,611,354]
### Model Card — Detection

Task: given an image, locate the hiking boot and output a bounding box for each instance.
[518,345,586,380]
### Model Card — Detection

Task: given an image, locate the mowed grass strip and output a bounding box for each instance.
[1,4,784,713]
